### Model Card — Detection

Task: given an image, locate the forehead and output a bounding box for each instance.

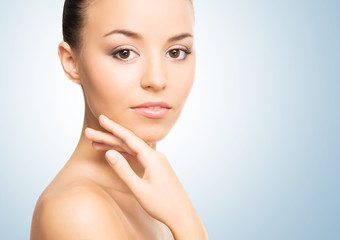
[84,0,194,41]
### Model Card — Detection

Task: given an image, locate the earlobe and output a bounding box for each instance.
[58,41,81,85]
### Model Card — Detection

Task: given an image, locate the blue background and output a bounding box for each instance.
[0,0,339,239]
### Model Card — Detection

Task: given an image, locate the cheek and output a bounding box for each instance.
[168,58,196,109]
[80,54,140,118]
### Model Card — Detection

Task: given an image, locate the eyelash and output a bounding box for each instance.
[111,47,192,62]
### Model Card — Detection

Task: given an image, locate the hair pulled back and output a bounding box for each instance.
[62,0,92,52]
[62,0,194,52]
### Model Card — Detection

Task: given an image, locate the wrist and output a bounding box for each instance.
[167,210,208,240]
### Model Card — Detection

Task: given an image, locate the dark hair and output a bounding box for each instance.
[62,0,194,52]
[62,0,92,52]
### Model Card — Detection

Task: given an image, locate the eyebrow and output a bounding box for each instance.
[103,29,193,42]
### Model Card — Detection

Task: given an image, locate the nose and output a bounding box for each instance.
[140,55,167,91]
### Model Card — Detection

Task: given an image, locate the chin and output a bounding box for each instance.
[140,134,167,144]
[129,123,173,143]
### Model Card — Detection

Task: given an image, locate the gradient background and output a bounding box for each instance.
[0,0,339,239]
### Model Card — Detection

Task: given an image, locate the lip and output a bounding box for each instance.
[131,101,171,119]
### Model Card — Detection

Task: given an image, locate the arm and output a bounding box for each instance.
[85,114,209,240]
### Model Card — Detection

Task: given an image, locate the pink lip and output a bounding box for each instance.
[131,101,171,119]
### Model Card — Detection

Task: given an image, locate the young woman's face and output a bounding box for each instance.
[78,0,195,143]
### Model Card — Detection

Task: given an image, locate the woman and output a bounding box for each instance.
[30,0,208,239]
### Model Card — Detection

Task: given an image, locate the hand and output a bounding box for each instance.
[84,114,208,239]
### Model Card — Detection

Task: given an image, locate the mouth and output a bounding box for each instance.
[131,101,171,119]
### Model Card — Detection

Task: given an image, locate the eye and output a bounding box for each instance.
[166,48,192,60]
[111,48,138,61]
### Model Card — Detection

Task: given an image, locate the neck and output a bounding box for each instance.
[69,102,156,194]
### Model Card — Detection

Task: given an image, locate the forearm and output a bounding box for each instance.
[167,207,209,240]
[172,224,208,240]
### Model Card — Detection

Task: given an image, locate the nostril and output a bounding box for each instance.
[141,79,166,91]
[140,65,167,90]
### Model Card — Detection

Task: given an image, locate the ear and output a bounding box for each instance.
[58,41,81,85]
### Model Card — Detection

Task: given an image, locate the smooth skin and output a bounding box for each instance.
[30,0,208,239]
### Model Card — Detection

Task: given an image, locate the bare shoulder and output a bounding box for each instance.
[30,181,128,240]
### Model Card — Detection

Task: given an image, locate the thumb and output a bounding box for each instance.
[105,150,143,193]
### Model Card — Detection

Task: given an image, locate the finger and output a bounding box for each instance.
[105,150,145,194]
[85,127,121,147]
[91,142,125,152]
[99,114,152,166]
[85,127,133,155]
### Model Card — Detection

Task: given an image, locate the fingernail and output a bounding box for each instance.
[106,150,118,164]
